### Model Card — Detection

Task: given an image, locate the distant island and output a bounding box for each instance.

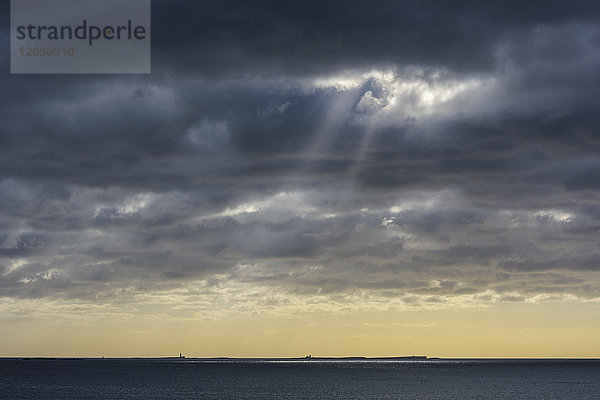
[301,355,431,360]
[152,354,437,360]
[16,355,440,361]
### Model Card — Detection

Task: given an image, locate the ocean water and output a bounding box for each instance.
[1,358,599,399]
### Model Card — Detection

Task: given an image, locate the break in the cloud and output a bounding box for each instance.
[1,0,600,329]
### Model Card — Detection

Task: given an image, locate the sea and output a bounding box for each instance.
[1,358,599,399]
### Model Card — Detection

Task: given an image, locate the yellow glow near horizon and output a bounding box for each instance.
[1,297,599,358]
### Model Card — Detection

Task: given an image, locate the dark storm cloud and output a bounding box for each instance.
[150,0,600,76]
[1,0,600,304]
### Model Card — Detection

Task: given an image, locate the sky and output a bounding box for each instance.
[1,0,600,358]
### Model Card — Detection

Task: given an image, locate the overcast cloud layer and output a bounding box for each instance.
[1,0,600,313]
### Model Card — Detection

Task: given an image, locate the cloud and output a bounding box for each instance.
[1,0,600,313]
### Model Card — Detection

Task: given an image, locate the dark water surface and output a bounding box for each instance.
[1,358,599,399]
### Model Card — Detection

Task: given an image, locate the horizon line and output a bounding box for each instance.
[3,355,600,360]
